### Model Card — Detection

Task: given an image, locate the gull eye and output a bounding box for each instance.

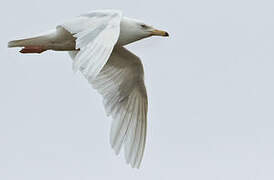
[140,24,148,29]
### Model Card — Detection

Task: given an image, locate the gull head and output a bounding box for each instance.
[117,17,169,46]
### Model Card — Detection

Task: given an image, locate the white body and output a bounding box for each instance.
[8,9,168,169]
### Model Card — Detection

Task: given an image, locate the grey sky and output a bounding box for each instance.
[1,0,274,179]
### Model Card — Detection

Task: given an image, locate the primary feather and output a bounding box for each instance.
[69,47,147,168]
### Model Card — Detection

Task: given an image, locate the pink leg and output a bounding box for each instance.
[20,46,46,54]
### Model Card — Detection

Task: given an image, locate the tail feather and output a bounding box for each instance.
[8,36,50,48]
[8,27,76,52]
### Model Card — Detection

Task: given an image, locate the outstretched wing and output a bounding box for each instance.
[69,47,148,168]
[61,10,122,79]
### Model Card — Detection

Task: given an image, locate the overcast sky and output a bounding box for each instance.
[1,0,274,179]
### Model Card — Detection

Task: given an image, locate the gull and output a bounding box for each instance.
[8,9,169,168]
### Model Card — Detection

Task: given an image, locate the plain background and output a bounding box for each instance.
[1,0,274,179]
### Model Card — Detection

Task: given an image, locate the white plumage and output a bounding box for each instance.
[8,9,168,168]
[70,47,147,168]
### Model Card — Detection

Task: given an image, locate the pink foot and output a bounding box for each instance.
[20,46,46,54]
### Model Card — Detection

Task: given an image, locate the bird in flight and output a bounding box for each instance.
[8,9,169,168]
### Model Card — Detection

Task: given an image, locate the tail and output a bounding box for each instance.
[8,35,51,53]
[8,27,76,54]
